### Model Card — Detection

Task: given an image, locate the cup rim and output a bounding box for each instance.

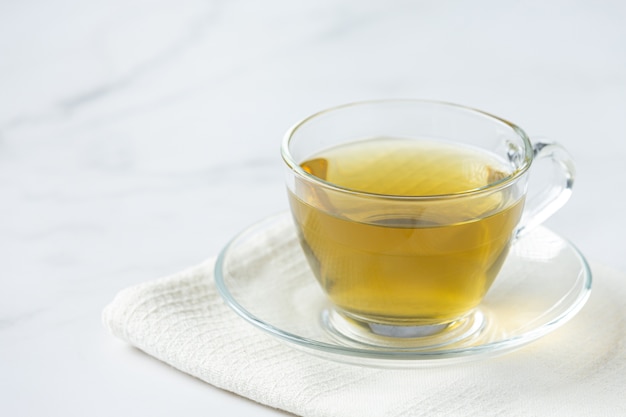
[281,99,534,200]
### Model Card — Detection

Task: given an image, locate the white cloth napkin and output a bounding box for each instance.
[103,256,626,417]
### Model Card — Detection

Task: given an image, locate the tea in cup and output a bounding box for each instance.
[282,100,575,340]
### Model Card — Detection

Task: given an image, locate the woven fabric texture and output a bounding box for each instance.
[103,258,626,417]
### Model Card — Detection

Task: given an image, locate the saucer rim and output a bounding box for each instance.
[214,212,592,365]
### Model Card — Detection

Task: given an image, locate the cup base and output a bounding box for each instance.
[321,308,487,350]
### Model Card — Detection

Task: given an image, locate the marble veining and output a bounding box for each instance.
[1,0,625,415]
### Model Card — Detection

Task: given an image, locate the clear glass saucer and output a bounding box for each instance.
[214,212,592,367]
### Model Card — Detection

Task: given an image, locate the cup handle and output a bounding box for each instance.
[515,141,576,239]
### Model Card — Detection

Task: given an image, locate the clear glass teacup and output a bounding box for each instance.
[282,100,574,339]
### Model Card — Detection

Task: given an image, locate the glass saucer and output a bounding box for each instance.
[214,212,592,367]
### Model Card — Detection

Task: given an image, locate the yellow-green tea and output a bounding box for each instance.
[288,137,525,325]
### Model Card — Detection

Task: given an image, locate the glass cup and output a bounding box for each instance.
[281,100,574,340]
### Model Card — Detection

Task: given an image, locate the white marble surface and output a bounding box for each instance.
[1,0,625,415]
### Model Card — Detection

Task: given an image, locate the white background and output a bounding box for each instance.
[1,0,625,415]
